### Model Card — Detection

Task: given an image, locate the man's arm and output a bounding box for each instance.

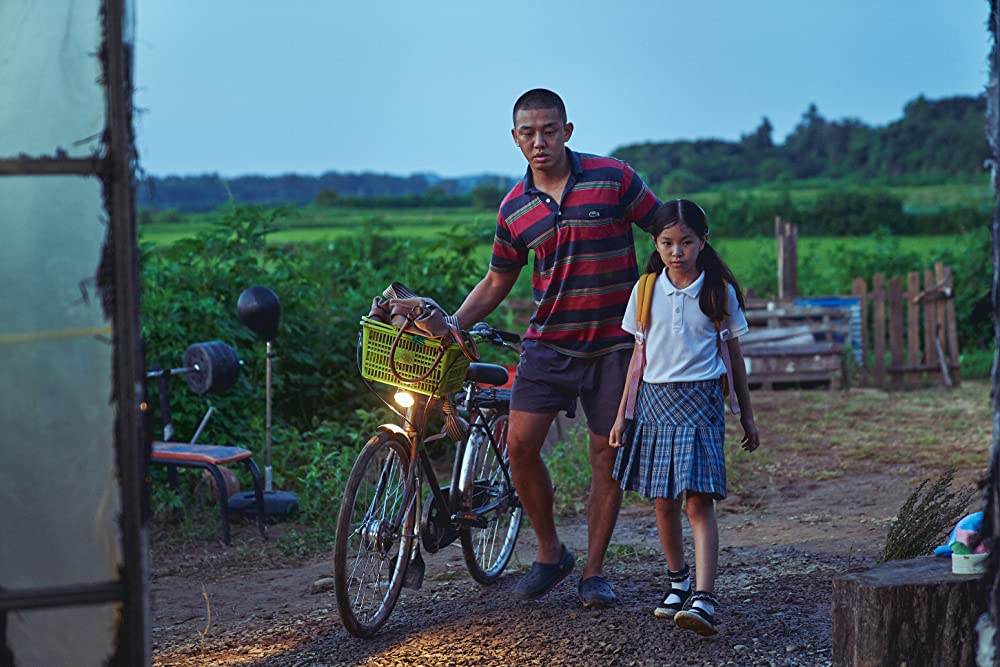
[454,268,520,329]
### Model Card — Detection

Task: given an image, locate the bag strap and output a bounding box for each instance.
[714,318,741,415]
[388,307,447,385]
[624,273,657,420]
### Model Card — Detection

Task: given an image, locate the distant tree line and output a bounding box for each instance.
[139,94,987,215]
[614,95,988,194]
[138,171,514,212]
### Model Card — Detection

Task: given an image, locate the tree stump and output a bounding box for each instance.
[832,556,988,666]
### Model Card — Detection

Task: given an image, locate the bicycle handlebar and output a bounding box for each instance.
[469,322,521,347]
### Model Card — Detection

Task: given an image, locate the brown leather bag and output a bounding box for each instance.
[367,282,479,384]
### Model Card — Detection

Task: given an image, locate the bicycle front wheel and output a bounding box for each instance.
[334,431,415,638]
[460,414,522,584]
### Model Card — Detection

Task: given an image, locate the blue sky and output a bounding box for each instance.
[134,1,990,179]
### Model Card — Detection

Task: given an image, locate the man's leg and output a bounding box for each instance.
[507,408,562,563]
[582,429,623,578]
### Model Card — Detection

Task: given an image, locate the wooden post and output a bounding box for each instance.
[852,277,868,376]
[942,264,962,386]
[775,216,798,300]
[872,273,886,387]
[924,269,939,383]
[832,556,988,667]
[888,277,904,388]
[933,262,951,387]
[906,272,921,386]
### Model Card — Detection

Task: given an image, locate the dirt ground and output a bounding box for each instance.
[150,382,991,667]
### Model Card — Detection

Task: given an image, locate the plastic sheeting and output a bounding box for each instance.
[0,1,124,665]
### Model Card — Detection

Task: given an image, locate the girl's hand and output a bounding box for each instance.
[609,417,626,449]
[740,414,760,452]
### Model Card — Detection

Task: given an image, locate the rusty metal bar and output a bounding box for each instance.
[0,156,104,176]
[0,582,123,612]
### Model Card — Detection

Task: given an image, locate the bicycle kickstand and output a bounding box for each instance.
[403,542,426,590]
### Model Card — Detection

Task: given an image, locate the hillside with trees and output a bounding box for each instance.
[613,95,988,193]
[138,94,987,212]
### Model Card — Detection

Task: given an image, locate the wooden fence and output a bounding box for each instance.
[851,261,960,388]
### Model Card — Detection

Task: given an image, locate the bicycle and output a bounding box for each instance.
[334,319,523,638]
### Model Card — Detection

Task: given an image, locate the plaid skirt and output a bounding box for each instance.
[613,379,727,500]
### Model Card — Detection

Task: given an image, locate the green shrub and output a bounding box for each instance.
[806,189,907,236]
[142,203,487,527]
[543,423,593,515]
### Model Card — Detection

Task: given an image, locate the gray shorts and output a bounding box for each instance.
[510,340,630,436]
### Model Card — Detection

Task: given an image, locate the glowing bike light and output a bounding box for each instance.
[393,391,414,408]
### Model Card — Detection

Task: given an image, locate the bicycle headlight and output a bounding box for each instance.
[393,391,414,408]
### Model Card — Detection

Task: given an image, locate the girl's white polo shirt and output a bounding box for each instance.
[621,270,749,383]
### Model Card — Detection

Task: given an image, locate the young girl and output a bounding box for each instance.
[610,199,760,636]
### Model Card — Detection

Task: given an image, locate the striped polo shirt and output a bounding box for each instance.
[491,149,660,357]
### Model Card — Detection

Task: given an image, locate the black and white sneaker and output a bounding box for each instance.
[653,564,691,620]
[674,591,719,636]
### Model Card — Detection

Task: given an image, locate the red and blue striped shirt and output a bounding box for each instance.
[491,149,660,357]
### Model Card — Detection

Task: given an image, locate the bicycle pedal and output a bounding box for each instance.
[451,512,488,529]
[402,549,425,590]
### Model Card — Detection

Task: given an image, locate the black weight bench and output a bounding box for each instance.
[148,341,267,545]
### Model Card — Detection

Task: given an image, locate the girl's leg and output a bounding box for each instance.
[654,497,684,570]
[673,492,721,635]
[654,496,691,619]
[684,492,719,592]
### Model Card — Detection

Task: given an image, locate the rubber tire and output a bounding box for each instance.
[334,431,415,638]
[460,414,522,585]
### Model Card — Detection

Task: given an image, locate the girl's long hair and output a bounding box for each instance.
[645,199,746,322]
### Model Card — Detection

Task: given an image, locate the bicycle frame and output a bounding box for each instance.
[382,381,513,556]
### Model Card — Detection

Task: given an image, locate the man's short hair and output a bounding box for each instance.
[512,88,567,126]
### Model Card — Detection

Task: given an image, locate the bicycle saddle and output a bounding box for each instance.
[465,363,509,387]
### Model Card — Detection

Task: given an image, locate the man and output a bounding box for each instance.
[454,89,661,608]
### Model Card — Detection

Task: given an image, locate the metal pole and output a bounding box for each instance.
[265,339,273,492]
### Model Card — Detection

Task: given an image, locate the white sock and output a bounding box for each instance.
[692,598,715,617]
[664,568,690,605]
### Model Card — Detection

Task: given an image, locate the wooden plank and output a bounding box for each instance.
[742,336,816,351]
[887,363,961,374]
[888,277,904,388]
[872,274,886,387]
[942,264,962,386]
[743,342,842,357]
[852,277,868,373]
[923,269,937,376]
[933,262,948,387]
[740,325,813,343]
[748,352,844,373]
[747,370,842,387]
[906,272,921,386]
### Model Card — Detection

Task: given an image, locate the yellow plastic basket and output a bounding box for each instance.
[358,317,471,397]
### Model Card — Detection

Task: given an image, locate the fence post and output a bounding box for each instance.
[906,272,921,386]
[923,269,938,383]
[852,277,868,376]
[775,216,798,300]
[872,273,886,387]
[942,263,962,386]
[888,277,904,388]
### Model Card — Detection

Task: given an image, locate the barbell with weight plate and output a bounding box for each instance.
[182,340,241,394]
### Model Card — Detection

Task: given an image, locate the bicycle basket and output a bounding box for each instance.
[359,317,470,397]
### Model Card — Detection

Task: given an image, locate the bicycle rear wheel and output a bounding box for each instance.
[334,431,415,638]
[460,413,522,584]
